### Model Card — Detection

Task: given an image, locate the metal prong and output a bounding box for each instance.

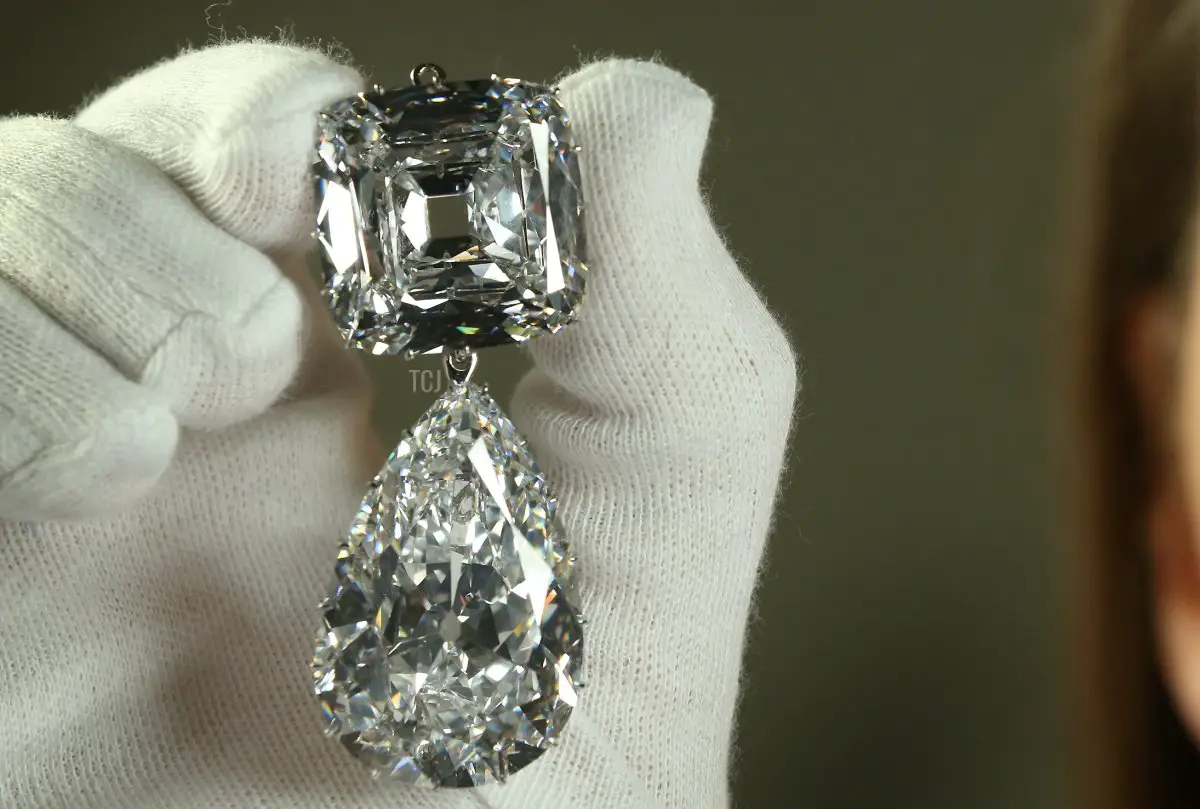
[410,63,447,86]
[443,347,478,385]
[551,85,562,95]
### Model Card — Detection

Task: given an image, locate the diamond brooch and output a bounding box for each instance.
[310,64,587,787]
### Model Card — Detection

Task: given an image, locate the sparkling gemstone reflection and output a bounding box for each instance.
[314,79,587,356]
[312,383,583,786]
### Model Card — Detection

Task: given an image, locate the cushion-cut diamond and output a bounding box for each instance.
[314,78,587,355]
[312,383,583,786]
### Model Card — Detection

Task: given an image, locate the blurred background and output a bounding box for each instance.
[0,2,1092,806]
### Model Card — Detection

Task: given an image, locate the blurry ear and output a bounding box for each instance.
[1149,471,1200,745]
[1132,289,1200,744]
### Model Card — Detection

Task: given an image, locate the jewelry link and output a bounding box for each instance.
[443,347,478,385]
[409,63,447,86]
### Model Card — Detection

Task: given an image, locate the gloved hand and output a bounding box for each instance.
[0,41,796,809]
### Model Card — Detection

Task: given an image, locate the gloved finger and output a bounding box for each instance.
[517,59,796,424]
[0,278,177,521]
[75,41,362,257]
[515,58,796,479]
[0,116,304,429]
[505,60,797,807]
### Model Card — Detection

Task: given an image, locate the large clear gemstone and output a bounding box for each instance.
[314,78,587,356]
[312,383,584,786]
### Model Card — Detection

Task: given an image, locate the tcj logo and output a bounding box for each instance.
[409,369,445,394]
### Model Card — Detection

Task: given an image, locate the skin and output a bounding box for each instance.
[1135,247,1200,745]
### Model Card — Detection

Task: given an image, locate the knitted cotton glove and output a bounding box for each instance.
[0,41,796,809]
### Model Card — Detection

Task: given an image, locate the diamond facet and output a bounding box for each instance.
[314,78,587,356]
[313,383,584,786]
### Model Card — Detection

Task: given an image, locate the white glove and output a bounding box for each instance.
[0,41,796,809]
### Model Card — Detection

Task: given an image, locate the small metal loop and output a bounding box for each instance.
[443,348,477,385]
[410,63,447,87]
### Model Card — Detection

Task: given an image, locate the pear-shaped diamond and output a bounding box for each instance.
[312,382,583,786]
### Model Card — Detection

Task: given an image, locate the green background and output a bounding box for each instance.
[0,2,1089,805]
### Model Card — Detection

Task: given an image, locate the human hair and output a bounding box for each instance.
[1071,0,1200,805]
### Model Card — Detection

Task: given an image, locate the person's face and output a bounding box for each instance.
[1135,242,1200,742]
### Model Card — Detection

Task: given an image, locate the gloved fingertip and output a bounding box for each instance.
[558,58,714,184]
[75,40,364,254]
